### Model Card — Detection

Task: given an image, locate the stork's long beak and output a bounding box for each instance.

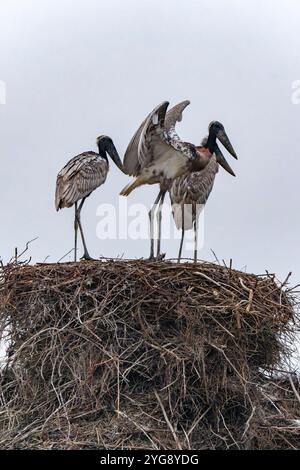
[215,144,236,177]
[217,129,238,160]
[107,142,125,173]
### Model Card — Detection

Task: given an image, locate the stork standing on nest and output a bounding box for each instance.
[169,124,238,263]
[120,100,237,260]
[55,135,124,261]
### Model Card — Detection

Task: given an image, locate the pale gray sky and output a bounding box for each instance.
[0,0,299,286]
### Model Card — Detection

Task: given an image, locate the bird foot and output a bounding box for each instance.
[148,253,166,261]
[80,253,95,261]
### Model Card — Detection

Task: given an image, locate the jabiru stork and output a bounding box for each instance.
[55,135,124,261]
[169,124,238,262]
[120,101,237,260]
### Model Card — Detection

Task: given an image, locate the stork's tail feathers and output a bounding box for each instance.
[120,176,146,196]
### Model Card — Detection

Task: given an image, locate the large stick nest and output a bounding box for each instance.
[0,260,299,449]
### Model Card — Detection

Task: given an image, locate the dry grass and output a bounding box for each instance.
[0,259,299,449]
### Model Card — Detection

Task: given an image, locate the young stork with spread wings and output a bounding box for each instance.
[120,100,237,260]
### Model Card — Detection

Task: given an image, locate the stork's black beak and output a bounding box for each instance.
[217,129,238,160]
[215,144,236,177]
[107,141,125,173]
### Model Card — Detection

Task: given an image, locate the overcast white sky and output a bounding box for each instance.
[0,0,299,287]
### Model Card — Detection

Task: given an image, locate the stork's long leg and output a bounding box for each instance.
[156,190,166,258]
[76,198,93,260]
[148,189,163,260]
[193,204,198,263]
[74,202,78,262]
[177,204,185,263]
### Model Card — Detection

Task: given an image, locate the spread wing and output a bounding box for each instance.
[55,152,108,210]
[123,101,170,176]
[123,100,195,178]
[164,100,190,141]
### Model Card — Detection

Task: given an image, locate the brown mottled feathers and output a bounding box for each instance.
[55,152,108,210]
[169,156,219,229]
